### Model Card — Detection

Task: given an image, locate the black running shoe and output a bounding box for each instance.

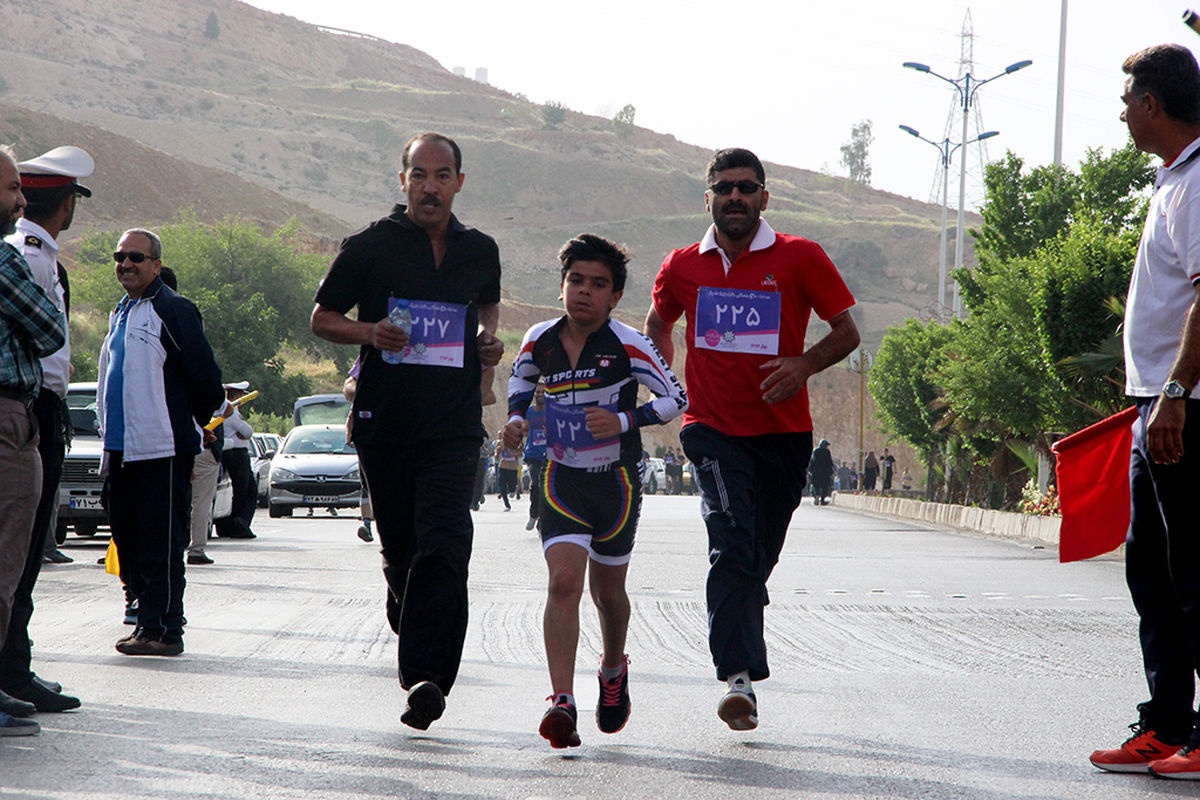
[596,655,631,734]
[539,695,581,748]
[400,681,445,730]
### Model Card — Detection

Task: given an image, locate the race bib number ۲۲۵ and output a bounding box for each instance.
[694,287,781,355]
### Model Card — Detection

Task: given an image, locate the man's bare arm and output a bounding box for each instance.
[311,304,408,351]
[643,305,675,365]
[759,309,860,404]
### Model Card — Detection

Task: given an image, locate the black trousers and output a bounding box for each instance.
[681,422,810,682]
[1128,397,1200,743]
[221,447,257,534]
[358,437,478,696]
[526,459,545,520]
[106,453,194,642]
[0,389,63,688]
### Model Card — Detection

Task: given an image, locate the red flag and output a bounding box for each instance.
[1051,406,1138,563]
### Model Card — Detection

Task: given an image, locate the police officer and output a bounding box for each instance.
[0,146,92,713]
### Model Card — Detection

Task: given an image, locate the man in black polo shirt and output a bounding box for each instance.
[311,132,502,731]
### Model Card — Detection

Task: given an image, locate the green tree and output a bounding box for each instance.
[542,100,567,130]
[612,104,636,138]
[68,215,336,417]
[839,120,873,186]
[205,11,220,40]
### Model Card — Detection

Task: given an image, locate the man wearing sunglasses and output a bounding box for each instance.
[0,147,94,716]
[97,229,224,657]
[645,147,859,731]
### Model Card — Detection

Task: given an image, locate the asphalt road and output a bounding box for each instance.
[0,495,1190,799]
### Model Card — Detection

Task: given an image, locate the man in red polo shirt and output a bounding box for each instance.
[645,147,859,731]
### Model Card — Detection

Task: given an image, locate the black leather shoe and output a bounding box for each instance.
[4,680,80,712]
[0,689,36,718]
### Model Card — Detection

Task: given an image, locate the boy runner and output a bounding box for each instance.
[504,234,687,748]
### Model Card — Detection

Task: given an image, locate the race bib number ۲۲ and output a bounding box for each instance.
[545,400,620,468]
[694,287,781,355]
[387,299,468,367]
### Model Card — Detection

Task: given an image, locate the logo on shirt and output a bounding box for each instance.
[599,358,611,367]
[761,274,777,287]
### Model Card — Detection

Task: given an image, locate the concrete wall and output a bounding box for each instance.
[833,492,1067,548]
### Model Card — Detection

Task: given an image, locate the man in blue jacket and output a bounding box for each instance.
[98,228,224,657]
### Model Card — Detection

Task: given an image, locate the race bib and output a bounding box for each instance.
[388,299,468,367]
[694,287,781,355]
[545,400,620,468]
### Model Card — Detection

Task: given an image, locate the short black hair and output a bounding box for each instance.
[401,132,462,174]
[1123,44,1200,125]
[558,233,629,293]
[21,184,75,222]
[706,147,766,185]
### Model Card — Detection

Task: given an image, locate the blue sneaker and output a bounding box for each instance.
[0,710,40,737]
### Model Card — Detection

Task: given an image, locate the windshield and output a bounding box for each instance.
[282,428,355,456]
[68,406,101,437]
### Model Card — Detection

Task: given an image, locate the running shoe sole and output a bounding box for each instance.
[540,707,581,748]
[401,681,445,730]
[718,690,758,731]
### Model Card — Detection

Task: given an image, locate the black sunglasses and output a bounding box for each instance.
[113,251,151,264]
[708,180,764,196]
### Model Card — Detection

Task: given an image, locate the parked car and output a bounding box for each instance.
[292,394,350,427]
[642,457,666,495]
[268,424,360,517]
[251,431,282,506]
[56,381,233,544]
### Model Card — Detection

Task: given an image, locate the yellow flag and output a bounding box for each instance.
[105,539,120,576]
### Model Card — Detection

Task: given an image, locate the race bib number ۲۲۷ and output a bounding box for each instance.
[386,299,468,367]
[694,287,780,355]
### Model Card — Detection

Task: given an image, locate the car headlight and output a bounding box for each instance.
[346,468,359,482]
[272,468,297,481]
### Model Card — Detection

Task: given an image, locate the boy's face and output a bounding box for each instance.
[561,259,622,327]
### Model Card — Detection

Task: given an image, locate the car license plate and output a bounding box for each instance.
[303,495,339,504]
[68,498,103,510]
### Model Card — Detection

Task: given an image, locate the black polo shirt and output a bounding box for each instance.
[314,205,501,445]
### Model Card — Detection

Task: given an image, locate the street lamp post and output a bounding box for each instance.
[903,58,1032,316]
[898,125,998,321]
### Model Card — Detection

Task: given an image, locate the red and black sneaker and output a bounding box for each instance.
[539,694,581,749]
[1090,722,1182,773]
[1149,743,1200,779]
[596,655,631,734]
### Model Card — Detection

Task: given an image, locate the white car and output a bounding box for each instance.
[268,424,359,517]
[251,432,282,506]
[642,457,666,495]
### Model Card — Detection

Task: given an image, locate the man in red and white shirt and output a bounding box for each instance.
[645,147,858,731]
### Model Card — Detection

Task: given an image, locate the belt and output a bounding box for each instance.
[0,386,35,410]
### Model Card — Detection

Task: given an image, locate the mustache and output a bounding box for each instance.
[721,201,749,214]
[419,194,442,206]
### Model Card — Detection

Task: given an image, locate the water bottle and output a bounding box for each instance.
[382,298,413,364]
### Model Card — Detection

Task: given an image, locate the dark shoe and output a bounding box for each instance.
[540,695,581,748]
[43,549,73,564]
[115,636,183,656]
[596,655,631,734]
[400,681,445,730]
[32,676,62,694]
[717,679,758,731]
[4,680,80,712]
[356,524,374,542]
[187,553,214,565]
[525,518,536,531]
[0,689,36,718]
[0,711,39,736]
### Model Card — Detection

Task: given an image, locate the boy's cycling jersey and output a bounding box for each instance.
[507,316,687,471]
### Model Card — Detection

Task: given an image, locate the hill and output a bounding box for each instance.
[0,0,950,473]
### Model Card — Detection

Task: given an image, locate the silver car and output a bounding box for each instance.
[267,424,359,517]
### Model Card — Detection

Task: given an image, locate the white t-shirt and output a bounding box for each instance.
[1124,136,1200,397]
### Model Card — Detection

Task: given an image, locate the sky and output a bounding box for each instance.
[245,0,1200,210]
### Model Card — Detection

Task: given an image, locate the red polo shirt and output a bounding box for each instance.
[652,222,855,436]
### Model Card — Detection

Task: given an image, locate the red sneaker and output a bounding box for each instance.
[1149,744,1200,779]
[1090,723,1181,773]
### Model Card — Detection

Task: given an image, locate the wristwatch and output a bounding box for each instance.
[1162,380,1191,400]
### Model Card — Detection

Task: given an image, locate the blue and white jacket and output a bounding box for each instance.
[97,277,224,462]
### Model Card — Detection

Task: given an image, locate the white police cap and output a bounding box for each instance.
[18,146,94,197]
